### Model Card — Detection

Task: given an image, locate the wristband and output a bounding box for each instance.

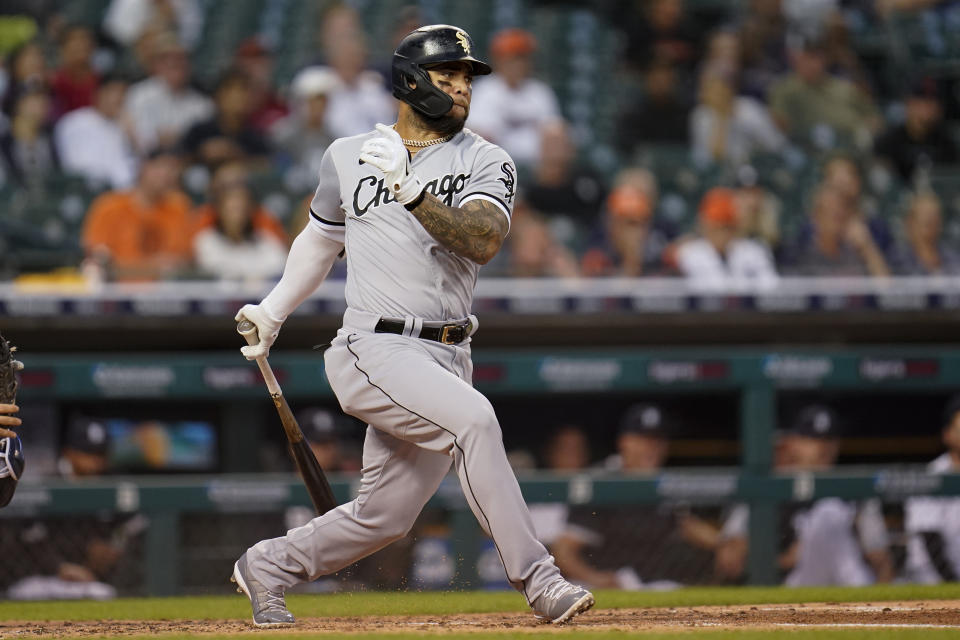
[404,189,426,211]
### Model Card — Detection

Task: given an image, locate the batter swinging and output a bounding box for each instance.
[231,25,595,626]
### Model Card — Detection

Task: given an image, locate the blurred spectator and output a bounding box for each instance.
[622,0,701,73]
[783,185,891,276]
[891,191,960,275]
[675,187,779,290]
[828,153,894,245]
[193,183,287,281]
[468,28,562,168]
[737,0,789,100]
[716,405,893,586]
[59,416,110,477]
[0,85,58,187]
[542,424,591,471]
[552,403,717,589]
[499,201,580,278]
[233,37,288,133]
[49,24,98,118]
[81,147,193,281]
[124,33,213,153]
[618,58,690,156]
[734,169,782,251]
[902,395,960,583]
[524,120,605,225]
[767,38,881,151]
[2,40,48,118]
[315,6,393,139]
[103,0,203,51]
[271,66,337,183]
[875,78,959,182]
[581,168,672,276]
[698,28,741,81]
[297,407,361,474]
[54,74,136,189]
[190,159,288,245]
[372,4,424,92]
[690,71,786,166]
[527,424,590,557]
[820,154,893,254]
[819,9,874,96]
[180,70,270,169]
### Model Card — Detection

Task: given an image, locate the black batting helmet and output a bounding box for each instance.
[392,24,491,119]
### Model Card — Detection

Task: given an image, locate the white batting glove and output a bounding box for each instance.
[359,123,424,205]
[235,304,282,360]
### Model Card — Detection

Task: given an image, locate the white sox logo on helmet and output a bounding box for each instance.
[456,30,470,54]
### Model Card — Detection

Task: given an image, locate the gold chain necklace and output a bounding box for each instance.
[394,124,454,148]
[399,133,454,148]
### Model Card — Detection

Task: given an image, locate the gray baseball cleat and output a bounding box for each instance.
[531,578,595,624]
[230,553,295,627]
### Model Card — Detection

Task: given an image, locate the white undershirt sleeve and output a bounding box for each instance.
[260,224,344,322]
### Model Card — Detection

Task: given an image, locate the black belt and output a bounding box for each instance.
[374,318,471,344]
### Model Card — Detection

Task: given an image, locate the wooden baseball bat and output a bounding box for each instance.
[237,319,337,515]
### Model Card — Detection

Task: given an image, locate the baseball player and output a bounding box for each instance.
[715,405,892,585]
[903,396,960,583]
[231,25,594,626]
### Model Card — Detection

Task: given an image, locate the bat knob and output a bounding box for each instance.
[237,319,256,336]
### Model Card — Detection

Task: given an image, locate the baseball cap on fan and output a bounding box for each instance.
[490,28,537,58]
[297,408,349,443]
[290,67,340,101]
[787,405,841,439]
[698,187,738,227]
[619,403,671,439]
[64,417,111,455]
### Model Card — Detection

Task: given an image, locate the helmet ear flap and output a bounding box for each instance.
[391,56,455,119]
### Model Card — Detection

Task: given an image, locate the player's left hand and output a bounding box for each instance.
[360,123,424,205]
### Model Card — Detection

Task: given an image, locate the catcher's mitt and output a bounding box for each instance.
[0,332,23,405]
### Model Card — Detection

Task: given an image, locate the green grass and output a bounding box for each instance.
[4,632,958,640]
[3,583,960,621]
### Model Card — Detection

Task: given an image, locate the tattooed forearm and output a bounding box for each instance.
[408,193,508,264]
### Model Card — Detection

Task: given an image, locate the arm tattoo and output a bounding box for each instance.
[408,193,508,264]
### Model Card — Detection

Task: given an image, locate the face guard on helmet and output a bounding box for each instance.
[0,436,24,508]
[392,24,492,119]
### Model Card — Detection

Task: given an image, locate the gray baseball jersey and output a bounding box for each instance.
[308,127,516,320]
[246,126,564,607]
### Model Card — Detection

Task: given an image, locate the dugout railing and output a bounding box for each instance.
[4,345,960,594]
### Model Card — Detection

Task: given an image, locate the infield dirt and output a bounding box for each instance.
[3,600,959,636]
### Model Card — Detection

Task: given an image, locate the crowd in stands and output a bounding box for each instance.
[1,0,960,284]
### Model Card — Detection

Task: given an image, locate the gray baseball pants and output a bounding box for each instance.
[247,308,561,604]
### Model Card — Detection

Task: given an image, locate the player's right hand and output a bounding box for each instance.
[235,304,283,360]
[0,403,20,438]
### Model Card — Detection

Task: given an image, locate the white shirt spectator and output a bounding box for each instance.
[467,74,561,167]
[904,453,960,583]
[323,70,395,140]
[54,106,137,189]
[676,237,779,291]
[691,97,787,165]
[194,228,287,281]
[125,76,213,152]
